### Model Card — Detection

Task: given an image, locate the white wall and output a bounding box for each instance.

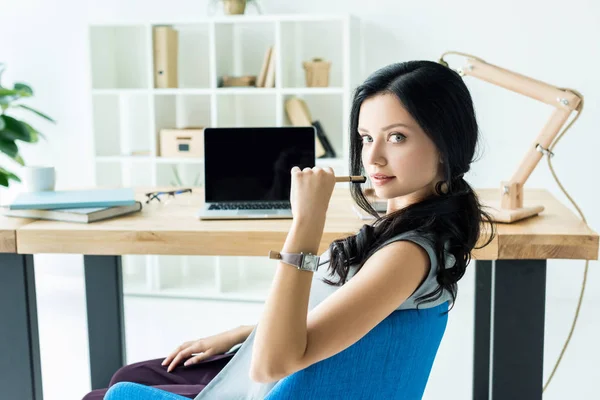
[1,0,599,398]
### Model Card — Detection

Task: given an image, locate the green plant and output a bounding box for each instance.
[0,63,55,187]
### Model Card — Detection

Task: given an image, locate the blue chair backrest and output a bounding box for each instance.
[265,302,449,400]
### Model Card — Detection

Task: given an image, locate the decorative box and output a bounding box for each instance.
[302,58,331,87]
[159,128,204,158]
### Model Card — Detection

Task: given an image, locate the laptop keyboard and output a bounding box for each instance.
[208,202,291,210]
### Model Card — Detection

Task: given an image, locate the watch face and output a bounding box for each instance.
[302,255,318,271]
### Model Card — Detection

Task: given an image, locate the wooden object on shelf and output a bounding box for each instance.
[153,26,179,88]
[221,75,257,87]
[12,187,599,261]
[264,48,276,88]
[256,46,273,87]
[159,128,205,158]
[303,58,331,87]
[285,97,327,157]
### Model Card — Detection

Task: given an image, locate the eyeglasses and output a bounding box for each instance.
[145,188,192,204]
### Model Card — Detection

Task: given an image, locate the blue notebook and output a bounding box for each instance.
[7,188,136,210]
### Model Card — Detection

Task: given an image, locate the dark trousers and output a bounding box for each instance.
[82,353,235,400]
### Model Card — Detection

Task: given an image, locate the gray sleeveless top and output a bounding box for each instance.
[194,230,454,400]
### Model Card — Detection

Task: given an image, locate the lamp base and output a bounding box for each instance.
[481,199,545,223]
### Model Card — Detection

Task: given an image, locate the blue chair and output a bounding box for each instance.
[265,302,449,400]
[105,302,448,400]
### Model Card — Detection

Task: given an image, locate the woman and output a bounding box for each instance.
[83,60,495,400]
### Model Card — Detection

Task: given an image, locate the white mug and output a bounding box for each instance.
[21,166,56,192]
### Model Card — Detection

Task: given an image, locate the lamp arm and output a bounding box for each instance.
[442,54,583,210]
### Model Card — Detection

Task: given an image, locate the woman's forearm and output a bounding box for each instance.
[232,324,256,344]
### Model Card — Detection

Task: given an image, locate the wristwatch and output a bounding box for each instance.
[268,250,320,272]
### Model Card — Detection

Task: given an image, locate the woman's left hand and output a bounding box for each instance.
[290,166,336,221]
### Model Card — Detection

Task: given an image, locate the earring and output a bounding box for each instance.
[441,182,448,194]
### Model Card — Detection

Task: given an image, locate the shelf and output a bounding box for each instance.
[92,88,342,95]
[126,14,351,26]
[92,89,150,95]
[155,157,204,164]
[153,88,212,95]
[215,88,277,95]
[281,87,344,94]
[89,15,359,301]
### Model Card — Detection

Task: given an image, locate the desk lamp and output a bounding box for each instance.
[440,52,592,394]
[438,51,584,223]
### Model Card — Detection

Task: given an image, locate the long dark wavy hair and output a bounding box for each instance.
[322,60,496,310]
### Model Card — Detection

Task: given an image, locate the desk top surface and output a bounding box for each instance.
[2,187,597,260]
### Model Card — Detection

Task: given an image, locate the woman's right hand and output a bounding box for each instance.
[162,329,239,372]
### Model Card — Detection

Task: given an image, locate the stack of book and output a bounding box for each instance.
[256,46,276,88]
[1,188,142,223]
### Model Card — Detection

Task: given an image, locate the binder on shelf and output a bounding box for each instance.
[312,120,336,158]
[284,97,327,158]
[153,26,179,88]
[264,48,276,88]
[256,46,273,88]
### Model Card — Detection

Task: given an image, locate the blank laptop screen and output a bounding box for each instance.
[204,127,316,203]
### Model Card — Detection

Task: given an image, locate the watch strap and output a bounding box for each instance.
[269,250,320,271]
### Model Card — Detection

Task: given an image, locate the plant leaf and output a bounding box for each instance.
[13,83,33,96]
[0,88,29,105]
[16,104,55,123]
[0,89,18,96]
[0,115,5,131]
[0,115,32,141]
[0,172,9,187]
[19,120,44,143]
[0,166,21,184]
[0,138,19,159]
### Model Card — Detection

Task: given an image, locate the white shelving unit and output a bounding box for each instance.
[88,14,363,301]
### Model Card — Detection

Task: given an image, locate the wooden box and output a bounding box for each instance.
[159,128,204,158]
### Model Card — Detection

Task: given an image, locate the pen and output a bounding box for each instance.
[335,175,367,183]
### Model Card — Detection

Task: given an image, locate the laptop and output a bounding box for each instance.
[197,126,316,220]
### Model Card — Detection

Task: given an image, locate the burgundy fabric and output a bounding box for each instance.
[82,353,235,400]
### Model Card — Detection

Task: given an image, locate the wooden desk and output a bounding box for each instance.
[1,188,597,400]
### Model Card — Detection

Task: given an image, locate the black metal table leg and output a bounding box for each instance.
[473,259,547,400]
[0,254,43,399]
[473,260,492,400]
[84,255,126,389]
